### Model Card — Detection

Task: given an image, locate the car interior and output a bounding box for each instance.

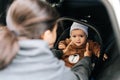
[0,0,120,80]
[47,0,120,80]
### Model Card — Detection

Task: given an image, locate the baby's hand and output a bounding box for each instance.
[58,42,66,50]
[103,53,108,61]
[63,41,73,53]
[94,49,100,58]
[84,43,92,57]
[93,44,100,58]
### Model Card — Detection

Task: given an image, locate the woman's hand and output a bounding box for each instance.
[84,43,92,57]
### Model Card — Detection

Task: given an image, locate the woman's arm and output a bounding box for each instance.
[51,49,63,59]
[71,43,92,80]
[71,57,92,80]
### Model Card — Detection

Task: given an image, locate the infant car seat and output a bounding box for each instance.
[54,17,105,80]
[54,17,103,49]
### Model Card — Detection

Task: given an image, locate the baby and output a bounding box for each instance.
[58,22,101,67]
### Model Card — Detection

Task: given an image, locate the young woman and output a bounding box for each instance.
[0,0,92,80]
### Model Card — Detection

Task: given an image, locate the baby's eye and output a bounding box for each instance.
[79,35,84,37]
[72,35,76,38]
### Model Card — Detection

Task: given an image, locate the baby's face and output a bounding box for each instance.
[70,29,87,46]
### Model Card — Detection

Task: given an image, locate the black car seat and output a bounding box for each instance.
[54,17,103,50]
[54,18,108,80]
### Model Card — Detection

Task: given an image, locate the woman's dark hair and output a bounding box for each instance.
[0,0,59,69]
[6,0,59,38]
